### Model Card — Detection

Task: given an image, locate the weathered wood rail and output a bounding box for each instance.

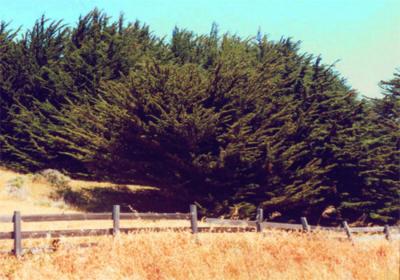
[0,206,398,257]
[205,218,398,234]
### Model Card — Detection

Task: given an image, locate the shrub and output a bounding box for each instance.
[36,169,71,188]
[4,176,28,199]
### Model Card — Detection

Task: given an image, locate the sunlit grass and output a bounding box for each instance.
[1,168,399,279]
[0,231,398,280]
[0,168,153,217]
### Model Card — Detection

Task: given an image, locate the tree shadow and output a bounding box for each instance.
[55,185,191,213]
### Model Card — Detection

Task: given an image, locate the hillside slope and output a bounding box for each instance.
[0,168,156,216]
[0,168,188,234]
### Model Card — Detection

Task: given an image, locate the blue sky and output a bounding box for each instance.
[1,0,399,98]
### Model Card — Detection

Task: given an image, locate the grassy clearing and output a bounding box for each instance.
[0,167,155,216]
[0,231,398,280]
[1,168,399,279]
[0,167,197,255]
[0,168,174,234]
[0,168,71,216]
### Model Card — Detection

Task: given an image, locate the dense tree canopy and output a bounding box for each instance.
[0,10,398,224]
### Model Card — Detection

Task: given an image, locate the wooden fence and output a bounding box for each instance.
[0,205,398,257]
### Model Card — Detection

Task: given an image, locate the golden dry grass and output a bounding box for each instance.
[0,167,70,216]
[0,167,197,239]
[0,231,399,280]
[0,167,199,252]
[0,167,152,216]
[1,167,179,241]
[1,168,399,279]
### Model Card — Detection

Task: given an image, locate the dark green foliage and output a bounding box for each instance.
[0,10,163,172]
[352,70,400,223]
[0,10,398,224]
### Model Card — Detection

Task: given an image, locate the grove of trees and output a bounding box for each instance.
[0,10,398,224]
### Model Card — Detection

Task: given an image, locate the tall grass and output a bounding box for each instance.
[0,231,398,280]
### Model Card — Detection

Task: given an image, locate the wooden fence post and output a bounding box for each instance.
[301,217,310,232]
[190,204,198,234]
[13,211,22,257]
[112,205,120,236]
[384,225,391,241]
[342,221,352,241]
[256,208,263,232]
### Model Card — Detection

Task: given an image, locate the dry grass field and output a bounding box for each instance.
[1,168,399,280]
[0,231,399,280]
[0,168,73,216]
[0,168,199,249]
[0,167,154,217]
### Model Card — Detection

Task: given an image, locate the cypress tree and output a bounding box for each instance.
[0,12,398,224]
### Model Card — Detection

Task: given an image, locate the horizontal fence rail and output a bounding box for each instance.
[0,212,191,223]
[0,205,398,257]
[263,221,303,230]
[0,227,257,240]
[309,225,343,232]
[349,226,385,233]
[205,218,399,234]
[204,218,256,227]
